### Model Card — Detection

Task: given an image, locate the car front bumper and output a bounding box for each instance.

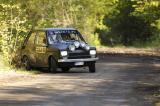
[58,57,99,63]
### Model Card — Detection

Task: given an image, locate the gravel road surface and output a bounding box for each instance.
[0,54,159,106]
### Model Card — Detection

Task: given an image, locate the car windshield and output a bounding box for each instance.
[48,30,84,44]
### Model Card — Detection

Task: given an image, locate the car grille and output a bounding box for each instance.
[68,49,91,59]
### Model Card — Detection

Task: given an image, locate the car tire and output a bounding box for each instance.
[49,57,57,73]
[89,62,96,73]
[22,56,31,70]
[61,67,70,72]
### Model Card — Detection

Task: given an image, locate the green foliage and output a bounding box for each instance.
[96,0,160,47]
[0,1,28,62]
[131,0,160,47]
[0,36,2,52]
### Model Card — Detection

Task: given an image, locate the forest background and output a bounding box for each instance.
[0,0,160,62]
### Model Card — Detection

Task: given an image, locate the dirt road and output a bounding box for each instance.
[0,54,159,106]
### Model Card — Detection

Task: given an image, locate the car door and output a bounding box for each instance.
[24,32,37,65]
[35,31,48,67]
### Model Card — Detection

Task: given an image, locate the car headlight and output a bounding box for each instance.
[61,51,68,57]
[90,50,96,55]
[69,44,76,52]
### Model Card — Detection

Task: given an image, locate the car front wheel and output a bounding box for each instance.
[88,62,96,73]
[49,57,57,73]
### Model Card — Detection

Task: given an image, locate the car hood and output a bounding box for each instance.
[48,40,96,51]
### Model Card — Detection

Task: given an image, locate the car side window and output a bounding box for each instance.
[28,32,36,45]
[36,31,46,45]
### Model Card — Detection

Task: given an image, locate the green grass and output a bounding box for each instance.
[0,53,9,71]
[0,52,41,74]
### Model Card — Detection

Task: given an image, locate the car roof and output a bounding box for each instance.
[37,28,76,31]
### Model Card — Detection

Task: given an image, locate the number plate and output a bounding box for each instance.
[75,62,84,66]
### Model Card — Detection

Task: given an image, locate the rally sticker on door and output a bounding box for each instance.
[36,47,46,53]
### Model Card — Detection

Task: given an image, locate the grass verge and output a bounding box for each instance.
[0,52,41,74]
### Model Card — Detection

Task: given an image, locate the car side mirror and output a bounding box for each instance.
[42,38,48,47]
[43,38,46,44]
